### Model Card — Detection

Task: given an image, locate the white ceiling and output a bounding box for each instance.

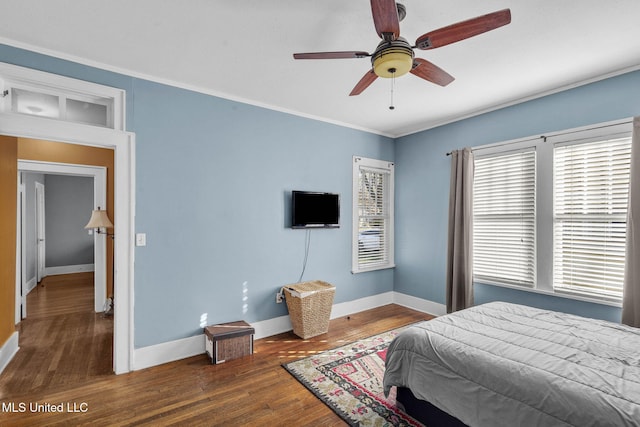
[2,0,640,137]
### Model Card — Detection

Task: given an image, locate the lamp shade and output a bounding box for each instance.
[85,208,114,229]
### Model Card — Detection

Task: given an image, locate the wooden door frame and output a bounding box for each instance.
[2,113,135,374]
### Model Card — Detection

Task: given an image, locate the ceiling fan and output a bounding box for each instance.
[293,0,511,96]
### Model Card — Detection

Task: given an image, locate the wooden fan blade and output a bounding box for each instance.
[350,70,378,96]
[293,51,370,60]
[370,0,400,40]
[410,58,455,86]
[415,9,511,50]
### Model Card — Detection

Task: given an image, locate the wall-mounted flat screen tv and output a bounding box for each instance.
[291,191,340,229]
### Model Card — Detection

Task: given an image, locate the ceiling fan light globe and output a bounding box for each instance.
[373,50,413,78]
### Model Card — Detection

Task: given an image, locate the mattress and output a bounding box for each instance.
[383,302,640,427]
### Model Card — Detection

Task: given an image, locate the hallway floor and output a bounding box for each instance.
[0,272,113,398]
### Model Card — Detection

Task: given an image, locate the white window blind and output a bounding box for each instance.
[553,137,631,299]
[352,157,394,273]
[473,150,536,286]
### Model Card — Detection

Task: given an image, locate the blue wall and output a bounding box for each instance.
[394,69,640,323]
[0,45,394,348]
[131,79,394,346]
[3,42,639,348]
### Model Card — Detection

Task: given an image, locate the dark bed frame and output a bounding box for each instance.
[396,387,469,427]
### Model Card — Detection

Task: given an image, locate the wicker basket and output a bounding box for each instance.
[284,280,335,339]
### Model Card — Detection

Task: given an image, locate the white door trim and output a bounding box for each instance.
[19,161,108,313]
[35,181,45,284]
[17,180,25,323]
[2,112,135,374]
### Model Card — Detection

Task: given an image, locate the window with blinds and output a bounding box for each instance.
[553,137,631,299]
[352,156,395,273]
[473,150,536,287]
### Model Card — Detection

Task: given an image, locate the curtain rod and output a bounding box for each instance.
[445,136,542,157]
[445,119,633,157]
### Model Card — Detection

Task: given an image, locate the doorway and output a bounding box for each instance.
[17,161,108,318]
[1,114,135,374]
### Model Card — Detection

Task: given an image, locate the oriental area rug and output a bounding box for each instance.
[282,327,422,427]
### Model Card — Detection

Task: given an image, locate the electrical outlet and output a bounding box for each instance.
[276,292,283,304]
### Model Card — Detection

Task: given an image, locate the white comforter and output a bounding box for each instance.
[383,302,640,427]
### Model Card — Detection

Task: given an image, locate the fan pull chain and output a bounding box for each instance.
[389,70,396,110]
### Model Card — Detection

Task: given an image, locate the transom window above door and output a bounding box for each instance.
[0,62,125,130]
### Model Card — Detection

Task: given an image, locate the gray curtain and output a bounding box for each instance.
[446,147,474,313]
[622,117,640,327]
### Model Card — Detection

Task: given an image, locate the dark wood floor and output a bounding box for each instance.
[1,273,113,399]
[0,277,433,426]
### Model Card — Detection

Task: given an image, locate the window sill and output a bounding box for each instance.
[474,280,622,308]
[352,264,396,274]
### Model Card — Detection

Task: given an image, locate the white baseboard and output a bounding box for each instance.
[0,332,19,375]
[247,291,400,339]
[26,276,37,294]
[132,292,442,371]
[331,291,395,318]
[393,292,447,316]
[133,335,205,371]
[252,314,291,340]
[45,264,95,276]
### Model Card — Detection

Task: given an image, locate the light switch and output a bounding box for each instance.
[136,233,146,246]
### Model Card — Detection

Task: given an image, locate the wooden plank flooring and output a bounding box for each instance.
[1,273,113,399]
[1,278,433,426]
[24,272,97,318]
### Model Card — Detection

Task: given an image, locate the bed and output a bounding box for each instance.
[383,301,640,427]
